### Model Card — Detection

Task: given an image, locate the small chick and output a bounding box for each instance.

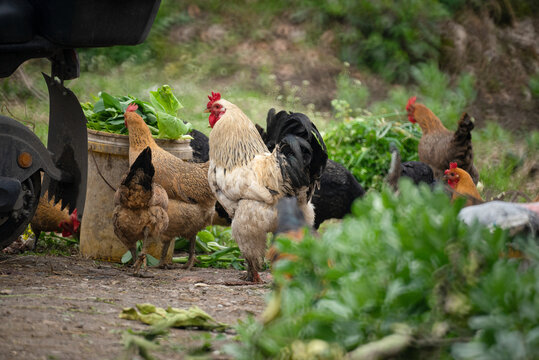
[113,147,169,275]
[444,162,483,206]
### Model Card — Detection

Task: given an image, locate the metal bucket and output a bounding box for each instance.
[80,129,192,262]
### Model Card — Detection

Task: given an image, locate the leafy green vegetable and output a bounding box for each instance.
[228,180,538,359]
[120,304,228,331]
[84,85,192,140]
[148,85,192,139]
[149,85,183,115]
[173,226,245,270]
[324,99,421,191]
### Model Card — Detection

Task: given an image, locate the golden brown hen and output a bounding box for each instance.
[31,192,80,240]
[113,147,169,275]
[444,162,483,206]
[406,97,479,184]
[124,104,216,269]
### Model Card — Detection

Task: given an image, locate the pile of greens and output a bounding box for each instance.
[228,180,538,359]
[121,226,245,270]
[173,226,245,270]
[323,99,421,191]
[82,85,192,140]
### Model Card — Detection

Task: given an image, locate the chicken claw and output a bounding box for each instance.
[133,253,147,275]
[182,236,198,271]
[182,255,199,271]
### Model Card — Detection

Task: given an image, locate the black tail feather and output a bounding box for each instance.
[123,147,154,190]
[266,110,328,198]
[450,112,479,183]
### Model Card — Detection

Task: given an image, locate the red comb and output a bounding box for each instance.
[126,103,138,112]
[444,162,458,175]
[206,92,221,109]
[406,96,417,112]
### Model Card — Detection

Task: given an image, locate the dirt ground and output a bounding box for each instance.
[0,254,271,359]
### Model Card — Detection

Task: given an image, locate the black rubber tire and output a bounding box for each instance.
[0,172,41,250]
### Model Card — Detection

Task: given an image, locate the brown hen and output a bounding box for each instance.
[124,105,216,269]
[444,162,483,206]
[406,97,479,184]
[31,191,80,240]
[113,147,169,275]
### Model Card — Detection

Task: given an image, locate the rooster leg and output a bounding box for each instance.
[133,253,146,276]
[242,258,262,283]
[158,239,173,269]
[182,235,199,271]
[232,201,272,284]
[129,247,137,266]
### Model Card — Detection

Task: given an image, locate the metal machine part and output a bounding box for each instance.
[0,172,40,249]
[0,0,161,248]
[41,73,88,214]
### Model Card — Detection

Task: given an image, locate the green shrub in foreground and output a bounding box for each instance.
[228,180,538,359]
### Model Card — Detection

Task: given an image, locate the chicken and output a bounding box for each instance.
[256,113,365,228]
[406,97,479,184]
[31,193,80,241]
[112,147,169,275]
[124,104,216,270]
[187,128,210,163]
[386,143,437,190]
[443,162,483,206]
[206,92,328,282]
[192,119,365,229]
[3,193,80,254]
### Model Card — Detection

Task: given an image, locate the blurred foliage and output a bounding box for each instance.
[529,73,539,99]
[474,123,539,196]
[75,0,539,85]
[323,99,421,191]
[335,61,477,128]
[228,180,538,359]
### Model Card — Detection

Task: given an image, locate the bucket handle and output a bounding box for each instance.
[90,151,117,192]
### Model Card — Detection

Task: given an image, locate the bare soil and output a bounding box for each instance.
[0,254,270,360]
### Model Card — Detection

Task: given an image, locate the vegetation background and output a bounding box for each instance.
[1,0,538,197]
[1,1,538,359]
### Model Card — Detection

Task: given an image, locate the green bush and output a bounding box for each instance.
[228,180,538,359]
[323,99,421,191]
[295,0,450,82]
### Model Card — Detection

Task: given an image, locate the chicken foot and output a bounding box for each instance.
[182,235,199,271]
[133,228,150,276]
[241,258,263,283]
[128,247,137,266]
[158,239,174,269]
[132,254,147,276]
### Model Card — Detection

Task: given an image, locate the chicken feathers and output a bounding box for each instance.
[406,97,479,184]
[113,147,169,275]
[124,107,216,270]
[207,95,327,282]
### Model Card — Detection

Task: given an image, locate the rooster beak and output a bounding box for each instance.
[203,109,210,113]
